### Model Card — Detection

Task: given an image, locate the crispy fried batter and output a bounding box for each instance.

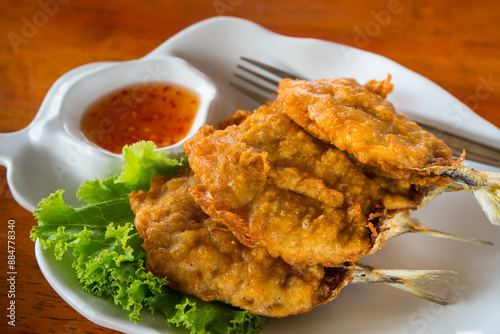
[183,105,422,267]
[275,77,457,179]
[218,109,252,129]
[130,76,500,319]
[130,169,350,317]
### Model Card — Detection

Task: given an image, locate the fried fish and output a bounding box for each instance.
[132,76,500,318]
[183,104,488,268]
[275,77,500,225]
[275,76,456,180]
[130,170,452,317]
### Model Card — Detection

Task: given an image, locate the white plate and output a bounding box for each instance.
[15,16,500,333]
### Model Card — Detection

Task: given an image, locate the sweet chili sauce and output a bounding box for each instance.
[80,83,199,154]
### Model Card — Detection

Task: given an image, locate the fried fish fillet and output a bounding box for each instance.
[183,105,426,267]
[275,77,500,224]
[275,76,457,180]
[129,169,350,317]
[130,170,452,317]
[130,75,500,319]
[184,79,500,268]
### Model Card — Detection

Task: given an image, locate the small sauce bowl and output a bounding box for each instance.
[0,56,218,211]
[80,82,201,154]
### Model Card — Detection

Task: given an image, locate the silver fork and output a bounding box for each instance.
[230,57,500,168]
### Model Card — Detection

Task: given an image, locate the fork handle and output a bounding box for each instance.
[419,123,500,168]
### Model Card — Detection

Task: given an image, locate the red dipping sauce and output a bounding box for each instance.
[80,83,199,154]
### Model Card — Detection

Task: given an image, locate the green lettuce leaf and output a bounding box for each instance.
[31,141,269,334]
[116,141,188,191]
[167,297,270,334]
[76,174,132,204]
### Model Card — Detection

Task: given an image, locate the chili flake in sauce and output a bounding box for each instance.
[80,83,199,154]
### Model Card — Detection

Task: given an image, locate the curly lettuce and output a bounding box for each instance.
[30,141,269,334]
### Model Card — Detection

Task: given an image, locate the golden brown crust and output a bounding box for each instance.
[130,170,349,317]
[275,77,457,179]
[218,109,252,129]
[183,105,422,267]
[364,74,394,98]
[130,77,476,317]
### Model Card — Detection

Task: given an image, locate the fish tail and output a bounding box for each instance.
[349,262,455,305]
[469,171,500,225]
[417,165,500,226]
[375,213,492,248]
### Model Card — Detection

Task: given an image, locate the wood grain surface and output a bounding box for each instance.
[1,1,499,333]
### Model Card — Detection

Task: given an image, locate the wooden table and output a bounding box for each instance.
[1,1,499,333]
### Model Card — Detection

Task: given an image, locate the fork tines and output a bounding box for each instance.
[229,57,500,167]
[231,57,303,105]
